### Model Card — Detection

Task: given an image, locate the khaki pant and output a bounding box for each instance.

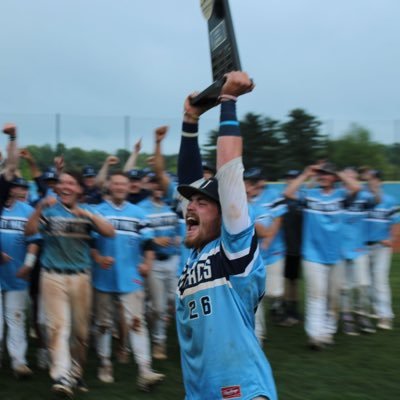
[41,270,92,380]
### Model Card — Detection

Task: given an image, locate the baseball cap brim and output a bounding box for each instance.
[177,183,220,204]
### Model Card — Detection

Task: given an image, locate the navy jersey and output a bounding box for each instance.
[0,201,39,291]
[40,202,95,271]
[92,200,153,293]
[366,193,400,242]
[176,223,277,400]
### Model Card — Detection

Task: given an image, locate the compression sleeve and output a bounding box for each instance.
[216,157,250,235]
[178,122,203,185]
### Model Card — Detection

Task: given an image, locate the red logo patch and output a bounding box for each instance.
[221,385,242,399]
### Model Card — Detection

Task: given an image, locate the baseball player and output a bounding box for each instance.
[340,168,378,335]
[25,171,114,398]
[284,162,360,349]
[92,171,164,390]
[366,170,400,330]
[176,72,277,400]
[137,175,180,360]
[245,169,287,342]
[0,177,40,377]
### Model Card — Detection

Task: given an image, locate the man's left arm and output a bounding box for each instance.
[215,72,254,235]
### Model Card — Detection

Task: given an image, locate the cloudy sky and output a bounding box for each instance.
[1,0,399,154]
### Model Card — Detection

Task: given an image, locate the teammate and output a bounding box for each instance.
[138,174,180,360]
[340,167,377,335]
[281,170,303,326]
[0,177,39,377]
[245,168,287,342]
[366,170,400,330]
[82,165,103,204]
[284,162,360,349]
[92,171,164,390]
[25,171,114,398]
[176,71,277,400]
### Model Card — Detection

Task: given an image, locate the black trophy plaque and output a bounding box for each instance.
[191,0,242,107]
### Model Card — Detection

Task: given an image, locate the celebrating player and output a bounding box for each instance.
[176,71,277,400]
[284,162,360,349]
[25,171,115,398]
[92,171,164,390]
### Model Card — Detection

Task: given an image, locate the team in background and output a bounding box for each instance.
[0,72,399,399]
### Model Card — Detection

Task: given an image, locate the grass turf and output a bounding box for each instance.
[0,254,399,399]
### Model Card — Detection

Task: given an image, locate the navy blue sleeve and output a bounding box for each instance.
[178,122,203,185]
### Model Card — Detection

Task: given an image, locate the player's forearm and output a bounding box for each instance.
[88,213,115,237]
[269,217,282,240]
[216,100,241,170]
[25,205,43,236]
[337,172,361,195]
[4,136,19,181]
[123,151,138,172]
[284,173,309,199]
[153,141,170,193]
[95,161,109,188]
[178,122,203,185]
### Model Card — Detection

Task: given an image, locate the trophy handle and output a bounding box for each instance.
[190,77,226,107]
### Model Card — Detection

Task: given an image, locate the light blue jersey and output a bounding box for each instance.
[366,192,400,242]
[92,200,153,293]
[299,188,349,265]
[251,187,287,265]
[0,201,39,291]
[342,190,375,260]
[137,198,179,258]
[40,202,95,271]
[177,216,190,277]
[176,224,277,400]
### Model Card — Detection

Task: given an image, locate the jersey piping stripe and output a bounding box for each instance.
[177,277,232,299]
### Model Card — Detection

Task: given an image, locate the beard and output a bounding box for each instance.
[184,224,221,250]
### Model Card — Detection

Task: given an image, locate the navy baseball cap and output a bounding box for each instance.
[146,172,158,183]
[315,162,337,176]
[285,169,301,178]
[243,167,263,181]
[42,167,59,181]
[178,178,220,204]
[11,177,29,188]
[82,165,96,177]
[370,169,383,180]
[127,169,145,180]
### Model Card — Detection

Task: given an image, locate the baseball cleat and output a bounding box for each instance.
[342,321,360,336]
[137,370,165,391]
[358,316,376,334]
[152,343,167,360]
[98,364,114,383]
[377,318,393,330]
[51,377,74,399]
[13,364,33,379]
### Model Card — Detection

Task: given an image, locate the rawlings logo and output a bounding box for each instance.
[221,385,242,399]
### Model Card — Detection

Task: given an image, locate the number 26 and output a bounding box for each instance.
[189,296,212,320]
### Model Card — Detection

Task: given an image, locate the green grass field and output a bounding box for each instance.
[1,255,399,400]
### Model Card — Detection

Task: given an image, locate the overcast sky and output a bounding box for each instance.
[1,0,399,154]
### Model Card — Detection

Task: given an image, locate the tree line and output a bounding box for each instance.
[19,108,400,181]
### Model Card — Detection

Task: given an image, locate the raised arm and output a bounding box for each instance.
[153,126,171,194]
[177,94,216,185]
[284,166,316,199]
[2,123,19,181]
[96,155,119,189]
[215,71,254,234]
[123,139,141,172]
